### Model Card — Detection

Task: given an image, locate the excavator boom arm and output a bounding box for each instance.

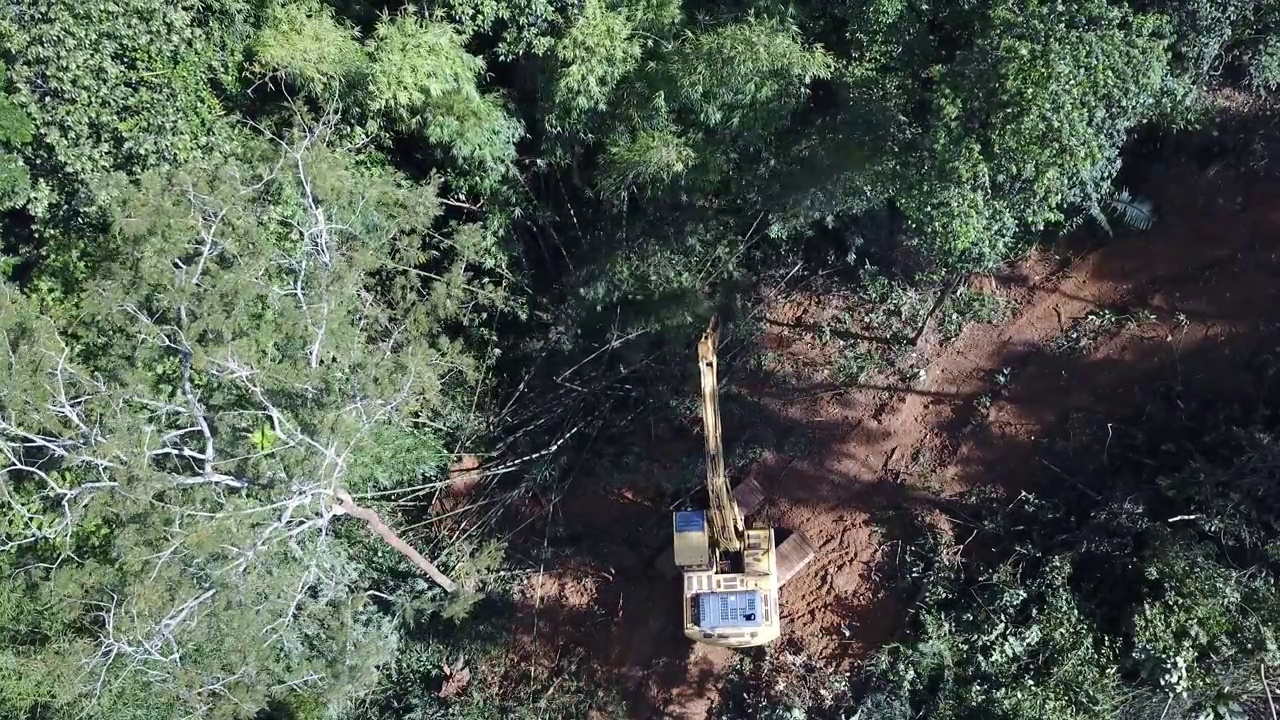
[698,319,745,552]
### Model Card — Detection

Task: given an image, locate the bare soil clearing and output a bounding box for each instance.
[506,127,1280,719]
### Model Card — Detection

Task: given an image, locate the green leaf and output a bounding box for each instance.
[249,424,278,452]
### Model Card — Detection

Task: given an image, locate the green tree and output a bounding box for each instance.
[0,0,243,207]
[250,0,369,97]
[248,5,523,193]
[897,0,1172,270]
[853,427,1280,720]
[0,121,507,718]
[366,11,523,187]
[0,0,252,300]
[550,0,643,124]
[0,63,31,212]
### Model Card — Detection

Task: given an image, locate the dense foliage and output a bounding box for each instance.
[713,401,1280,720]
[853,420,1280,720]
[2,0,1280,717]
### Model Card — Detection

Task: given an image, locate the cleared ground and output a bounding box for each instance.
[504,118,1280,719]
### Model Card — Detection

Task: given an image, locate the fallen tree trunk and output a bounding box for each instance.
[335,489,458,593]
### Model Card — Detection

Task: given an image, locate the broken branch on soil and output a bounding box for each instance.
[1038,459,1102,500]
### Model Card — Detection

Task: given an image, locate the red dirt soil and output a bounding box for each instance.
[506,126,1280,719]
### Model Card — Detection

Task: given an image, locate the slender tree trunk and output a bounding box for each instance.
[910,275,963,347]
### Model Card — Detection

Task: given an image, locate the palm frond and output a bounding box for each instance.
[1107,188,1155,231]
[1088,202,1114,237]
[1063,209,1089,234]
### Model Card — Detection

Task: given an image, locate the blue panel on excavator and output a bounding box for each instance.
[675,510,706,533]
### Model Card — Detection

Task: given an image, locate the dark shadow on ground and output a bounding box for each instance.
[765,317,901,346]
[478,112,1280,719]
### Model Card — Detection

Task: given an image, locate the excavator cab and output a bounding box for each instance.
[672,319,814,648]
[675,514,781,646]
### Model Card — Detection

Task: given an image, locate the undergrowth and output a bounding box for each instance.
[716,353,1280,720]
[1048,306,1165,356]
[714,644,856,720]
[849,266,1010,346]
[771,264,1010,390]
[344,595,627,720]
[852,425,1280,720]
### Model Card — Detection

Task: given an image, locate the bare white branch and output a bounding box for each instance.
[1,116,456,706]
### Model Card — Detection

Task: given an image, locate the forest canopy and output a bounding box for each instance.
[2,0,1280,718]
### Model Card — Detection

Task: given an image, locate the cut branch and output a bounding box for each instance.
[334,489,457,593]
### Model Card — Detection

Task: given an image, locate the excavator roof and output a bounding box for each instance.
[697,590,765,631]
[673,510,711,568]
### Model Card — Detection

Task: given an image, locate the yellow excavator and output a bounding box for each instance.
[671,318,815,648]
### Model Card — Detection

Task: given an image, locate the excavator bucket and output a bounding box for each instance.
[776,531,816,587]
[734,477,817,586]
[733,477,766,517]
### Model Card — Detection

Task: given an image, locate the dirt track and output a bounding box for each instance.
[509,123,1280,719]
